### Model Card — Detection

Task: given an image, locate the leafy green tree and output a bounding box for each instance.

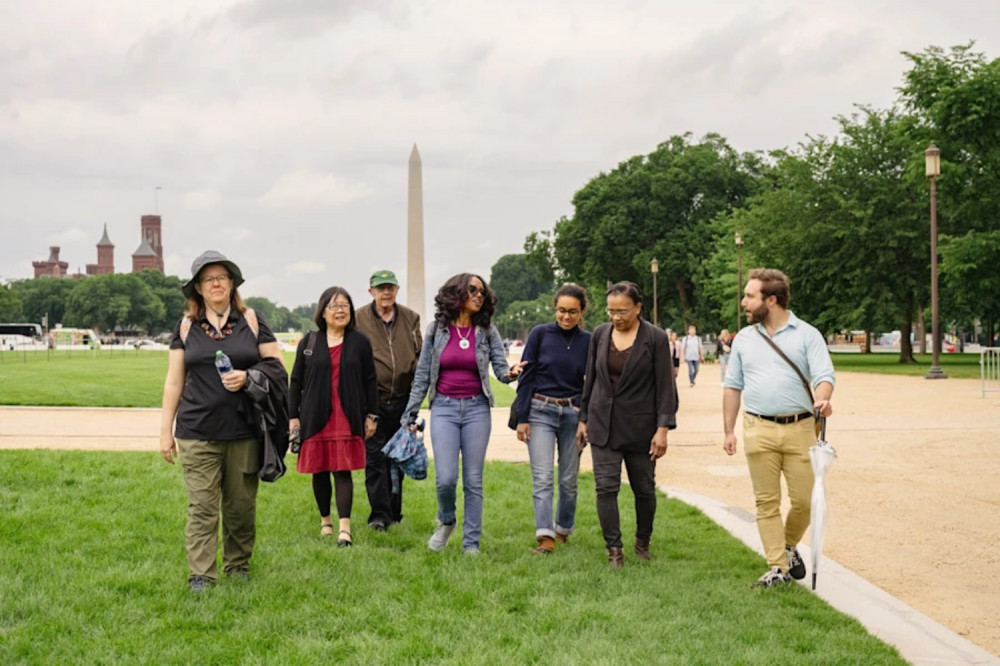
[244,296,298,333]
[489,254,551,316]
[10,277,78,327]
[0,283,23,321]
[290,303,318,332]
[63,273,164,333]
[940,231,1000,345]
[522,231,558,284]
[552,133,767,330]
[899,44,1000,332]
[494,294,554,340]
[135,270,187,333]
[719,107,929,362]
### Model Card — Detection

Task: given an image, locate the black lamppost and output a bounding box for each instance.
[651,257,659,326]
[924,144,947,379]
[735,231,744,331]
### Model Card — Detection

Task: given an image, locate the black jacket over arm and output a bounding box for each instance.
[579,319,677,451]
[288,329,378,442]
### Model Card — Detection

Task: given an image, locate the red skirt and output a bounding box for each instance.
[296,344,366,473]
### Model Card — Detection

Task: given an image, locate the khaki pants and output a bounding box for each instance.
[177,437,259,581]
[743,415,814,571]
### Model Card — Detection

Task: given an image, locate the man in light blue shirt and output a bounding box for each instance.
[723,268,834,589]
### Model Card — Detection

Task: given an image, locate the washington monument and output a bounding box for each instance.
[407,144,426,323]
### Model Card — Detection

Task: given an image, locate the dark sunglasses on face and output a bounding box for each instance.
[467,285,485,297]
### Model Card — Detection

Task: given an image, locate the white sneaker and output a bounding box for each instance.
[427,522,456,552]
[752,566,791,588]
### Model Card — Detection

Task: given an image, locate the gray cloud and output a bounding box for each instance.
[3,0,1000,314]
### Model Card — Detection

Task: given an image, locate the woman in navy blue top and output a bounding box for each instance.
[515,284,591,554]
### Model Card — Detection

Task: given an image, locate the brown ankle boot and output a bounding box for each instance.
[634,539,651,561]
[608,547,624,569]
[554,533,568,544]
[531,536,555,555]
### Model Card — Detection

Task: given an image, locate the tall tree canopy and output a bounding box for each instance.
[63,273,164,333]
[552,133,767,331]
[135,270,187,333]
[11,277,78,327]
[899,43,1000,341]
[0,284,23,321]
[489,253,551,315]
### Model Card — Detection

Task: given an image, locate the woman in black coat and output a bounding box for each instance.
[576,281,677,568]
[288,287,377,546]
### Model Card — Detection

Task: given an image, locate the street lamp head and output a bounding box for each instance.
[925,144,941,178]
[650,257,659,274]
[735,231,743,248]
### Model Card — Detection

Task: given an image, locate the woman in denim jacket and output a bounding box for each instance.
[403,273,524,554]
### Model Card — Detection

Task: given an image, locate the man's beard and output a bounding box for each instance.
[745,303,768,323]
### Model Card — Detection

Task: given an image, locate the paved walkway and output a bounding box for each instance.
[1,393,998,665]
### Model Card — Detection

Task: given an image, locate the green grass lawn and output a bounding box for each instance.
[1,348,985,408]
[0,350,517,408]
[0,451,903,665]
[830,352,982,378]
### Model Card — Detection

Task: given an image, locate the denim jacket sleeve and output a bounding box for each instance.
[486,325,512,382]
[402,321,439,424]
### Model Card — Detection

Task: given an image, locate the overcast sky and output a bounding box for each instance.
[3,0,999,323]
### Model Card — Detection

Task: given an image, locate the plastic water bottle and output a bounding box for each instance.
[214,350,233,378]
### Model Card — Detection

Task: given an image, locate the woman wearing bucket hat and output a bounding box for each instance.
[159,250,284,592]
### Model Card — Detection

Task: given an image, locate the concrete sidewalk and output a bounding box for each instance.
[1,405,997,665]
[665,486,1000,666]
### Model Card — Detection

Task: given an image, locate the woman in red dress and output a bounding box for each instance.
[289,287,377,546]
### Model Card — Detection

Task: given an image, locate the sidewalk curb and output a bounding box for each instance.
[661,485,1000,666]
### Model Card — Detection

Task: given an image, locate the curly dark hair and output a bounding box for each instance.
[313,286,357,330]
[433,273,496,329]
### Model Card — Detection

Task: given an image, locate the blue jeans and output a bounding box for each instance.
[687,360,700,385]
[526,399,581,539]
[719,353,730,384]
[429,394,491,549]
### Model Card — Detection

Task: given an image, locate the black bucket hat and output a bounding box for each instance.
[182,250,245,298]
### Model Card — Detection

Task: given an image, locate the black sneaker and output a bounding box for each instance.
[369,521,388,532]
[785,546,806,580]
[189,576,213,593]
[751,566,790,589]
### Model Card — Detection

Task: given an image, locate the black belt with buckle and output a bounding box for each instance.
[533,394,575,407]
[746,411,813,425]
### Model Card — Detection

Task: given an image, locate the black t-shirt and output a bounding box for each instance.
[169,310,276,440]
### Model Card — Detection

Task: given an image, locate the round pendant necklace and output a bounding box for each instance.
[456,325,473,350]
[562,328,578,350]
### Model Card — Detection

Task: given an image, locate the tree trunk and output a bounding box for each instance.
[863,330,872,354]
[675,279,692,324]
[916,306,926,355]
[899,310,917,363]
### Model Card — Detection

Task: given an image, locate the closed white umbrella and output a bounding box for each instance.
[809,415,837,590]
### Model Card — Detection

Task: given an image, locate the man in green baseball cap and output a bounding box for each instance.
[356,269,422,531]
[369,269,399,288]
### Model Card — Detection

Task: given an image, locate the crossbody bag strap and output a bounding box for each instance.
[754,325,814,405]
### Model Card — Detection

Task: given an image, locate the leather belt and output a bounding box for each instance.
[746,411,813,425]
[533,394,575,407]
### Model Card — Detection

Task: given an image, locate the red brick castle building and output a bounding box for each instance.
[31,215,164,278]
